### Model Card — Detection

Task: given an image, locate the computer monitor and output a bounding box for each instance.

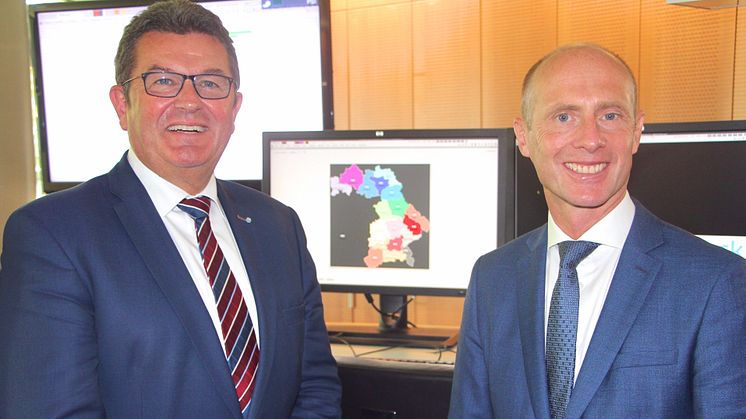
[515,120,746,259]
[263,129,515,346]
[628,120,746,256]
[29,0,332,192]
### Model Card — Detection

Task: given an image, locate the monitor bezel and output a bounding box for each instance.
[28,0,334,193]
[641,119,746,135]
[262,128,516,297]
[515,119,746,237]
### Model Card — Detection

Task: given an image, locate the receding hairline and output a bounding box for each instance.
[520,43,638,124]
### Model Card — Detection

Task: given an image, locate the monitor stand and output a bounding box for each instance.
[327,294,459,349]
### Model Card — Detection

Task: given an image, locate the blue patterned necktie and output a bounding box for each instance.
[546,240,599,419]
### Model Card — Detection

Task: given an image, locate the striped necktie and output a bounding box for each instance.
[178,196,259,417]
[546,240,598,419]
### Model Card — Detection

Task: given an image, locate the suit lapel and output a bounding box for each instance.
[107,157,241,418]
[565,205,664,419]
[517,227,552,419]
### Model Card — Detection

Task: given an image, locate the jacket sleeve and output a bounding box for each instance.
[692,257,746,418]
[448,256,494,419]
[289,209,342,419]
[0,208,105,418]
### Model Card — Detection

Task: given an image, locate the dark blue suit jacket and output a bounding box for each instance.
[0,155,341,418]
[449,202,746,418]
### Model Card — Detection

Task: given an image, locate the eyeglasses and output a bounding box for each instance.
[122,71,236,100]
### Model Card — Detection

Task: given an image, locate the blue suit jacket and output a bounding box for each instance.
[449,202,746,418]
[0,156,341,418]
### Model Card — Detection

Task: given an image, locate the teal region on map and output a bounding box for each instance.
[330,164,430,268]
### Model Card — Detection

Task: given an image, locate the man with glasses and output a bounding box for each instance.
[0,1,341,417]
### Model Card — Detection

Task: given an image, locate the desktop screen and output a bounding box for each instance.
[263,129,515,296]
[629,121,746,257]
[515,120,746,259]
[30,0,332,191]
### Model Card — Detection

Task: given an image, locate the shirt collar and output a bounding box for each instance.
[547,191,636,250]
[127,149,219,217]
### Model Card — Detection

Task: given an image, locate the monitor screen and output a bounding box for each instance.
[515,120,746,259]
[30,0,332,192]
[629,120,746,257]
[263,129,515,296]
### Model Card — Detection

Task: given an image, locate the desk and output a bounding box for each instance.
[332,344,456,419]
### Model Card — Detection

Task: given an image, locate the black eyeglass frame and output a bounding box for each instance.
[121,71,237,100]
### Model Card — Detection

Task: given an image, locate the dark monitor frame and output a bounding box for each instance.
[262,128,516,297]
[263,128,515,347]
[29,0,333,193]
[629,120,746,237]
[515,120,746,238]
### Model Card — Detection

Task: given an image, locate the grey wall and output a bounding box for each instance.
[0,0,36,254]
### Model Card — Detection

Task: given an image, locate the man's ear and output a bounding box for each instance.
[109,85,128,131]
[232,91,243,121]
[631,110,645,155]
[514,117,531,158]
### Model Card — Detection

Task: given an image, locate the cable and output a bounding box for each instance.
[363,293,417,328]
[328,333,360,357]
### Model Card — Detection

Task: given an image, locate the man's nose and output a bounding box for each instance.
[173,79,203,110]
[574,117,606,151]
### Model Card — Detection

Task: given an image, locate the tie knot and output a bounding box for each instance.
[558,240,599,270]
[178,196,211,221]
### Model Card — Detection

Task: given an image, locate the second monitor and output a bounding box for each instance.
[263,129,515,346]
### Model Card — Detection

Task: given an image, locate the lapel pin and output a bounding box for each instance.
[236,214,252,224]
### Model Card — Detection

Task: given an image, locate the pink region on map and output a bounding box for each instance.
[387,236,403,251]
[330,176,353,196]
[405,204,430,232]
[338,164,364,190]
[386,219,404,237]
[363,247,383,268]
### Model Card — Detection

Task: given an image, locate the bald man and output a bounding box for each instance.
[448,44,746,419]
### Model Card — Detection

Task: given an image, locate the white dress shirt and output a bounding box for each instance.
[544,192,635,382]
[127,151,260,348]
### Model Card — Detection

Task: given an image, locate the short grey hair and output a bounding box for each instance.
[114,0,239,92]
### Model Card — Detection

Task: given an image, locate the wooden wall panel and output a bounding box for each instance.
[733,8,746,119]
[330,0,347,11]
[412,0,482,128]
[0,0,36,254]
[557,0,640,80]
[333,0,403,10]
[322,0,746,330]
[322,293,354,323]
[347,3,414,129]
[331,10,350,129]
[481,0,556,128]
[409,296,464,327]
[640,0,736,122]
